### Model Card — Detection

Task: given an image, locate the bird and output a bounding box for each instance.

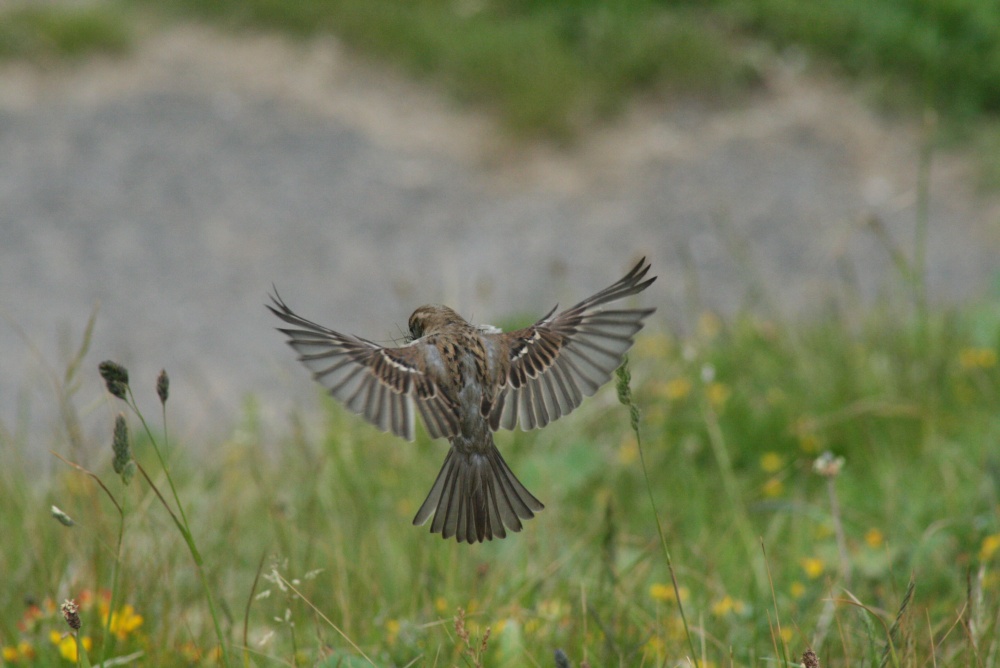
[267,257,656,543]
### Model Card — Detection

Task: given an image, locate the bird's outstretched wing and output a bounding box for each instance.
[268,292,459,441]
[487,257,656,431]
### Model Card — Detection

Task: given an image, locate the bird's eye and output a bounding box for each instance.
[409,320,423,339]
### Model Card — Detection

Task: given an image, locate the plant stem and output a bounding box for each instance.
[128,390,230,665]
[701,400,767,594]
[616,360,699,666]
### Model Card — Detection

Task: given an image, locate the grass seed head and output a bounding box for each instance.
[156,369,169,405]
[111,413,131,476]
[801,648,819,667]
[98,361,130,399]
[615,357,632,406]
[60,600,81,631]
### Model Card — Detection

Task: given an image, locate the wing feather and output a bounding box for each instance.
[490,257,656,431]
[267,291,459,441]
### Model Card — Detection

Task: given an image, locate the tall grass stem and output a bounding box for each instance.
[126,389,230,666]
[616,359,699,666]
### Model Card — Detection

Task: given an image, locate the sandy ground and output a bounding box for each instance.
[2,26,998,452]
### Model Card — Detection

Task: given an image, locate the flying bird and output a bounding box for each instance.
[268,258,656,543]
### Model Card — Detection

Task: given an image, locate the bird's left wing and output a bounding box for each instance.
[486,257,656,431]
[268,292,460,441]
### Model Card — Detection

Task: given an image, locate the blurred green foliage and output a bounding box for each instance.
[5,292,1000,664]
[711,0,1000,121]
[126,0,757,139]
[0,5,130,61]
[7,0,1000,143]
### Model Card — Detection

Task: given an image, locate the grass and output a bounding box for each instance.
[114,0,1000,147]
[7,0,1000,150]
[0,4,130,62]
[711,0,1000,123]
[5,273,1000,665]
[121,0,757,141]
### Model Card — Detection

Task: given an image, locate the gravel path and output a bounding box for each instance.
[2,27,997,449]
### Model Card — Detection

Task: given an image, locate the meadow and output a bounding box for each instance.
[3,268,1000,666]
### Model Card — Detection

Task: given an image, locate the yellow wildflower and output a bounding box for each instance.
[179,642,202,662]
[813,523,834,540]
[762,477,784,498]
[618,435,638,465]
[2,646,19,662]
[760,452,784,473]
[800,557,825,580]
[789,581,806,599]
[865,528,885,549]
[107,604,143,640]
[385,619,400,644]
[711,595,746,617]
[661,377,692,401]
[960,347,998,369]
[649,583,688,603]
[50,631,92,663]
[798,431,820,454]
[434,597,448,614]
[981,533,1000,561]
[779,627,794,644]
[707,382,731,408]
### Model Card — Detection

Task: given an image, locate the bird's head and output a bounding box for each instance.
[407,305,467,339]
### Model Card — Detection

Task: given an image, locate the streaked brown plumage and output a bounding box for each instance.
[268,258,656,543]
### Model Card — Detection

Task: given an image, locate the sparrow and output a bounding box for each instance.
[268,258,656,543]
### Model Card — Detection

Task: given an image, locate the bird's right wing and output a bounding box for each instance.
[268,292,460,441]
[487,257,656,431]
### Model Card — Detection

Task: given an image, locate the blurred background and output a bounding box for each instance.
[2,0,999,450]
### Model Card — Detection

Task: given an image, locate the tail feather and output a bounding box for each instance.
[413,446,544,543]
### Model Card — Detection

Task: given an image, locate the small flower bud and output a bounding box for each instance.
[51,505,75,527]
[111,414,131,478]
[801,648,819,668]
[700,363,716,383]
[156,369,170,405]
[813,451,845,478]
[99,361,130,400]
[61,599,81,631]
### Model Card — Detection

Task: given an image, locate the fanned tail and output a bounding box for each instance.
[413,445,544,543]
